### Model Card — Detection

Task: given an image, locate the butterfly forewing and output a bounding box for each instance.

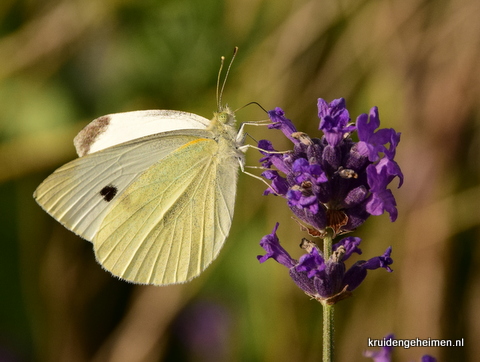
[34,130,215,241]
[75,110,211,156]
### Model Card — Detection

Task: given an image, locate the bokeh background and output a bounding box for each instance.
[1,0,479,361]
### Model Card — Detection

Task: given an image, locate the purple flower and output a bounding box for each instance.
[287,188,320,214]
[258,223,296,268]
[343,246,393,291]
[258,98,403,235]
[318,98,356,147]
[366,158,403,221]
[261,170,289,196]
[292,158,328,185]
[267,107,299,143]
[257,223,393,304]
[356,107,401,161]
[258,139,290,174]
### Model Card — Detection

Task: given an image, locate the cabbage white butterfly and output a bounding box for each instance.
[34,49,246,285]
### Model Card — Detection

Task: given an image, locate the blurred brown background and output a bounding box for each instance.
[1,0,479,361]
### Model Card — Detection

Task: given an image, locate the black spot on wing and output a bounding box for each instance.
[100,185,117,202]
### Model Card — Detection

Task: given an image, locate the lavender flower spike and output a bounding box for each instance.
[257,224,393,305]
[258,98,403,235]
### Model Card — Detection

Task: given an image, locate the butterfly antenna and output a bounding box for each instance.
[217,46,238,111]
[216,55,225,111]
[234,101,268,114]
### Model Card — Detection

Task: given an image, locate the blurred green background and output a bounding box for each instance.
[1,0,479,361]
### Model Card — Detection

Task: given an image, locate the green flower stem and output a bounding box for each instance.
[323,233,334,362]
[323,232,333,260]
[323,303,334,362]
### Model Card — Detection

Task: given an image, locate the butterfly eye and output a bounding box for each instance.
[100,185,118,202]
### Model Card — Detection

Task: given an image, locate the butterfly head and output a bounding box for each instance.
[215,105,236,125]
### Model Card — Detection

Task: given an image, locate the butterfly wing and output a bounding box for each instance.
[34,130,214,241]
[74,110,211,157]
[93,136,240,285]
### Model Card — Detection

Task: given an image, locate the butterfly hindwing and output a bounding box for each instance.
[93,136,239,285]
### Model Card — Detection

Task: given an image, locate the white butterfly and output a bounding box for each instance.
[34,50,247,285]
